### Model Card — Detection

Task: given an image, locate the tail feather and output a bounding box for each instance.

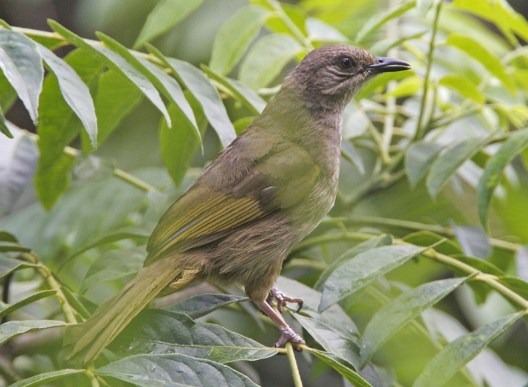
[65,256,197,364]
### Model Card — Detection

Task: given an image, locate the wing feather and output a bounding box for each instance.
[145,133,321,266]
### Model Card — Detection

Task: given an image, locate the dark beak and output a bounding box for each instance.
[367,57,411,73]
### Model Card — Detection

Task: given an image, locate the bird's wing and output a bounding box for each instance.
[145,135,319,265]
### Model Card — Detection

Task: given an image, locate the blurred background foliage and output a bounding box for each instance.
[0,0,528,386]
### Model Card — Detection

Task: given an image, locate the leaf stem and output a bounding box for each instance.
[25,131,157,193]
[85,368,101,387]
[11,26,64,41]
[413,1,442,141]
[285,343,303,387]
[112,168,156,193]
[292,231,374,254]
[20,252,78,323]
[420,248,528,310]
[345,215,521,252]
[13,25,164,66]
[265,0,313,50]
[381,0,400,164]
[296,229,528,311]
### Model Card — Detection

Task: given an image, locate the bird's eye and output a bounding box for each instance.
[339,56,355,70]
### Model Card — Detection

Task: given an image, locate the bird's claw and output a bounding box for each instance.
[274,327,305,351]
[268,287,304,313]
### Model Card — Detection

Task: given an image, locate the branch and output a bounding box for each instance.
[19,252,78,324]
[285,343,303,387]
[413,1,443,141]
[264,0,313,50]
[295,229,528,312]
[24,131,157,193]
[345,215,521,253]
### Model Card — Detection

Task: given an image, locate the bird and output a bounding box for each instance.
[65,44,411,363]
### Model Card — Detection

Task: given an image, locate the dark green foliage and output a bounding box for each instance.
[1,0,528,386]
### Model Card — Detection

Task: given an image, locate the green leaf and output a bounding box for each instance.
[134,0,204,48]
[261,2,307,36]
[158,53,236,148]
[386,77,423,98]
[316,235,393,289]
[0,290,56,318]
[306,17,348,43]
[160,96,205,186]
[64,228,149,264]
[405,141,443,188]
[209,5,269,75]
[370,31,427,57]
[97,32,199,138]
[446,33,516,92]
[0,320,66,346]
[37,45,98,148]
[0,30,43,123]
[2,168,152,261]
[451,224,491,259]
[453,255,504,277]
[452,0,528,45]
[516,247,528,281]
[414,312,525,387]
[416,0,440,16]
[0,130,38,214]
[319,245,424,312]
[0,243,31,252]
[34,152,76,210]
[135,54,199,139]
[356,70,410,101]
[426,137,489,198]
[95,33,172,128]
[341,141,366,175]
[97,353,258,386]
[360,277,469,365]
[497,276,528,299]
[81,247,144,292]
[239,33,302,90]
[35,48,104,209]
[10,369,86,387]
[0,231,17,242]
[201,65,266,114]
[439,74,485,104]
[295,314,360,368]
[0,105,10,138]
[0,257,33,279]
[477,129,528,227]
[49,21,171,128]
[277,276,359,336]
[167,293,247,319]
[355,1,415,42]
[307,348,372,387]
[121,310,275,363]
[90,69,143,148]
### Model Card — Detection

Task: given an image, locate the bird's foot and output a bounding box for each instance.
[274,327,305,351]
[268,287,303,313]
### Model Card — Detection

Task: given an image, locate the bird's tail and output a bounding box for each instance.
[64,256,199,364]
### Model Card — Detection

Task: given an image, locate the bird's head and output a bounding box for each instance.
[285,44,411,111]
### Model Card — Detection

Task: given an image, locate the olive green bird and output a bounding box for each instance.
[65,44,410,363]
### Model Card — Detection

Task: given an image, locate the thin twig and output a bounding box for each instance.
[285,343,303,387]
[112,168,156,193]
[414,1,443,141]
[24,131,157,193]
[346,215,521,252]
[19,252,78,324]
[381,0,400,165]
[295,230,528,312]
[264,0,313,50]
